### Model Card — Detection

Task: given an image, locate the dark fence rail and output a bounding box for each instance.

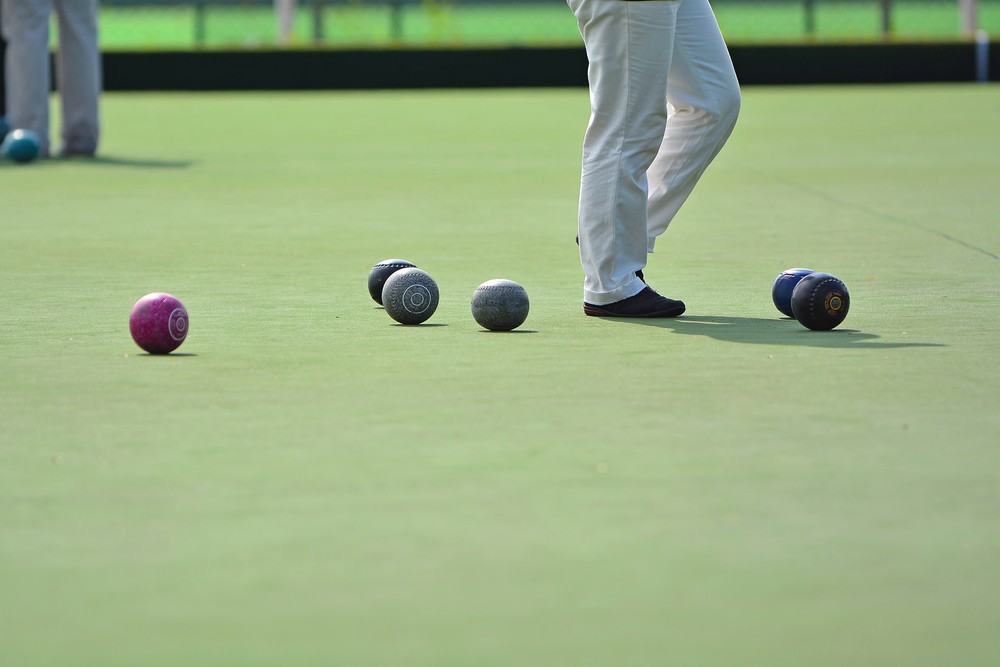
[94,41,998,89]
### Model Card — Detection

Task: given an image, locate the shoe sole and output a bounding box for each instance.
[583,303,685,318]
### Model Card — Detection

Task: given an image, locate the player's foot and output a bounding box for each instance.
[584,286,685,318]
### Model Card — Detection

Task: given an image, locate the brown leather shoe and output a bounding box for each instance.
[584,286,685,318]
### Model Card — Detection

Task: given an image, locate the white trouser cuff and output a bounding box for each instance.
[584,275,646,306]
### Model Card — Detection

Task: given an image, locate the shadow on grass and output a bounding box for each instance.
[0,155,197,169]
[0,155,196,169]
[477,329,539,334]
[67,155,196,169]
[136,352,199,357]
[597,315,944,349]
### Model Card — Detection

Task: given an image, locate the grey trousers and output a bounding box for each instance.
[1,0,101,155]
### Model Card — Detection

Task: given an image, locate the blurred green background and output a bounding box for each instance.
[89,0,1000,50]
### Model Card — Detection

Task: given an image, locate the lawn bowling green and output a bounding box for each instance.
[1,86,998,667]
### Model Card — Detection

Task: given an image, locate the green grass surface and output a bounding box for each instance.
[2,84,999,666]
[90,1,1000,49]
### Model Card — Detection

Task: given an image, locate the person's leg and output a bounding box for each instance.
[1,8,6,118]
[53,0,99,155]
[568,0,680,306]
[645,0,740,252]
[2,0,54,155]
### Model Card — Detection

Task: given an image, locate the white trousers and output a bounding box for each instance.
[1,0,101,155]
[567,0,740,305]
